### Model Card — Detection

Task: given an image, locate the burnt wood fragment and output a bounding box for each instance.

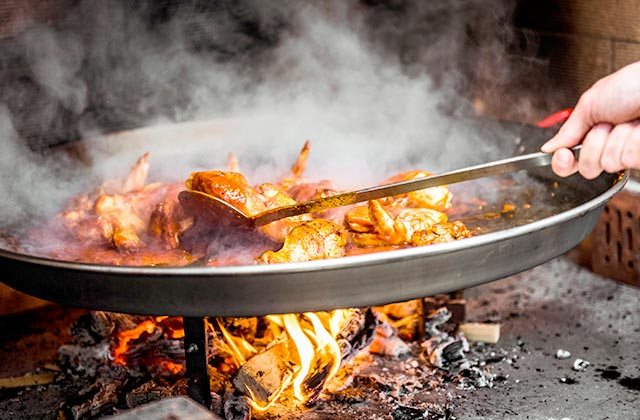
[125,378,188,408]
[223,391,252,420]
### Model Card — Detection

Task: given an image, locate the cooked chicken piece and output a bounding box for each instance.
[255,183,311,242]
[227,152,240,172]
[149,184,191,249]
[257,220,347,264]
[93,194,148,251]
[345,205,374,233]
[380,170,452,211]
[61,154,168,252]
[350,200,448,247]
[186,171,267,217]
[280,141,311,190]
[393,207,448,237]
[287,179,337,202]
[256,183,297,209]
[410,221,471,246]
[122,152,150,193]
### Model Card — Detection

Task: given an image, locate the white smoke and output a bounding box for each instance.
[0,0,533,235]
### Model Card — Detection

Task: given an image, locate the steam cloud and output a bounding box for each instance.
[0,0,540,237]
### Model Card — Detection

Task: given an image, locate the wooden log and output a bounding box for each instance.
[70,312,143,346]
[0,372,55,389]
[233,342,294,406]
[336,308,378,363]
[458,323,500,344]
[232,309,378,406]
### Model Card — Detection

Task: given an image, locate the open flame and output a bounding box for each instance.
[110,309,351,410]
[221,310,348,410]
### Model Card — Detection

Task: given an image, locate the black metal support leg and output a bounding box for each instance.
[183,316,212,408]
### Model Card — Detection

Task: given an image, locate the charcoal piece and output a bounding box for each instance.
[70,314,105,346]
[304,362,333,406]
[446,299,467,324]
[332,387,367,404]
[423,292,466,337]
[68,380,122,419]
[422,334,469,369]
[69,312,144,347]
[105,396,221,420]
[223,391,252,420]
[125,379,187,408]
[369,320,411,359]
[58,341,113,378]
[424,308,451,338]
[559,376,578,384]
[392,405,428,420]
[456,367,494,389]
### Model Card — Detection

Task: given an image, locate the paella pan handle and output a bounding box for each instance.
[254,146,582,226]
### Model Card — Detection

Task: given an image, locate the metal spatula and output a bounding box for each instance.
[179,146,581,229]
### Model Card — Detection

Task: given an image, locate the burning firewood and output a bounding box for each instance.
[70,311,144,346]
[229,308,378,409]
[369,313,411,359]
[233,341,296,406]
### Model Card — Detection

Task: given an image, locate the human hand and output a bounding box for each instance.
[541,61,640,178]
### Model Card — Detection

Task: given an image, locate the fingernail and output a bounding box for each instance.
[541,140,554,153]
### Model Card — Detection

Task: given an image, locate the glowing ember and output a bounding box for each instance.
[113,320,156,365]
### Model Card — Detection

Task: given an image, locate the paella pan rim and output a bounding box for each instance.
[0,169,628,278]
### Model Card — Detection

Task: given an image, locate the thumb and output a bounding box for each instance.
[541,93,595,153]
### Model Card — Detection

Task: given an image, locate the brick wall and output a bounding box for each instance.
[0,0,77,39]
[516,0,640,104]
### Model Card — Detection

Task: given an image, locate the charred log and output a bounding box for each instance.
[336,308,379,363]
[70,312,143,346]
[125,378,188,409]
[369,314,411,359]
[60,378,130,420]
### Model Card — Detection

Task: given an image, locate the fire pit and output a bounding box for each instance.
[0,1,638,418]
[1,258,639,419]
[0,118,629,418]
